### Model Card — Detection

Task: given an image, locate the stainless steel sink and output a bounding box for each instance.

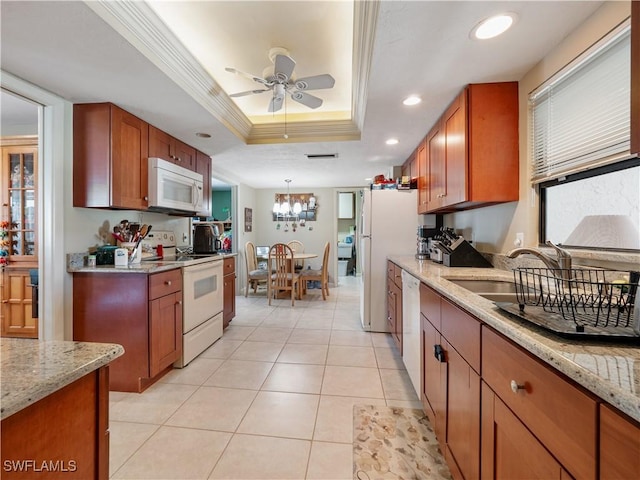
[447,279,518,294]
[477,292,521,303]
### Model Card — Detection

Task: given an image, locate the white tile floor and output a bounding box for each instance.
[109,277,422,479]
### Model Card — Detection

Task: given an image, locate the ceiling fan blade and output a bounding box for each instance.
[229,89,270,98]
[225,67,270,86]
[294,74,335,91]
[273,54,296,83]
[268,94,284,113]
[290,91,323,109]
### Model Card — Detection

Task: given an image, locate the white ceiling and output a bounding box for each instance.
[0,1,604,189]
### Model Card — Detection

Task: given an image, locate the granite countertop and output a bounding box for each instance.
[68,251,237,273]
[389,255,640,423]
[1,338,124,420]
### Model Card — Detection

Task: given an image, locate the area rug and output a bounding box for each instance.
[353,405,452,480]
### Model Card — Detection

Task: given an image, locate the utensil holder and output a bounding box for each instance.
[120,242,141,264]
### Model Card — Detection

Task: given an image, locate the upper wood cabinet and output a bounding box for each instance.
[195,150,212,218]
[148,125,195,170]
[74,103,149,210]
[631,1,639,155]
[401,149,418,181]
[419,82,519,213]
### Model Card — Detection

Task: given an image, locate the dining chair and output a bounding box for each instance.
[244,241,268,297]
[268,243,300,306]
[287,240,305,272]
[300,241,330,300]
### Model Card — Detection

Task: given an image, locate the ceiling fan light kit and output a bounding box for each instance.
[227,47,336,113]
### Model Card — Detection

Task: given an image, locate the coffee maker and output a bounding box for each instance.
[416,225,436,260]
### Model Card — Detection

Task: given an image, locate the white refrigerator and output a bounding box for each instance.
[359,188,434,331]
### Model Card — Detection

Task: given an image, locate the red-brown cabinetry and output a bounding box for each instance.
[386,261,402,353]
[148,125,195,170]
[73,269,182,392]
[223,257,236,328]
[599,403,640,479]
[73,103,149,210]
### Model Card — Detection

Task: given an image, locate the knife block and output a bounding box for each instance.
[443,240,493,268]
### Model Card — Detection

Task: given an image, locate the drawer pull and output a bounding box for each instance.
[434,344,446,363]
[177,300,182,305]
[165,280,172,286]
[510,380,526,393]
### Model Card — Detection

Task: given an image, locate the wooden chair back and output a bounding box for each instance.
[287,240,305,270]
[245,241,258,272]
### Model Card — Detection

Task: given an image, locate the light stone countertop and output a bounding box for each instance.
[1,338,124,420]
[389,255,640,423]
[67,252,236,274]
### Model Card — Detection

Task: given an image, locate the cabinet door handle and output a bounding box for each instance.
[177,300,182,305]
[510,380,526,393]
[165,280,172,286]
[433,344,446,363]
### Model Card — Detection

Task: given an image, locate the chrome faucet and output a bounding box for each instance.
[507,241,572,279]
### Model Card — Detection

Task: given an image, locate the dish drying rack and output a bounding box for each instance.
[503,268,640,340]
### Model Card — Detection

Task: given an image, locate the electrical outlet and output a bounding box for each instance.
[514,232,524,247]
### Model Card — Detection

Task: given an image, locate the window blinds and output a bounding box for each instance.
[530,23,631,183]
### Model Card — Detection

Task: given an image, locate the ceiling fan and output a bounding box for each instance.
[225,47,335,113]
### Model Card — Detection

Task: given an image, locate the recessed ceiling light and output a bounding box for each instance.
[471,13,517,40]
[386,138,399,145]
[403,96,422,106]
[196,132,211,138]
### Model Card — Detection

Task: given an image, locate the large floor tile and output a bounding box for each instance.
[229,340,284,362]
[204,359,273,390]
[261,363,325,394]
[160,358,224,385]
[313,395,385,443]
[374,346,405,369]
[371,332,396,348]
[330,330,372,346]
[237,391,319,439]
[380,368,420,401]
[109,383,197,425]
[295,315,334,330]
[321,365,384,398]
[166,386,257,432]
[306,441,354,480]
[109,421,159,475]
[245,326,292,343]
[221,325,256,341]
[327,345,377,367]
[287,328,331,345]
[199,338,243,359]
[209,434,310,480]
[112,426,230,479]
[277,343,328,364]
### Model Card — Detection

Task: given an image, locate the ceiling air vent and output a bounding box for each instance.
[305,153,338,159]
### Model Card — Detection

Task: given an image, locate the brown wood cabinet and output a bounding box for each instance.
[401,149,417,181]
[481,382,570,480]
[600,403,640,479]
[419,283,480,480]
[1,366,110,479]
[420,82,519,213]
[148,125,195,170]
[482,326,597,480]
[386,261,402,353]
[73,269,182,392]
[632,0,639,155]
[73,103,149,210]
[1,267,36,338]
[222,257,236,328]
[196,150,212,217]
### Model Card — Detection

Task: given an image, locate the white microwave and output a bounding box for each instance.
[148,157,204,214]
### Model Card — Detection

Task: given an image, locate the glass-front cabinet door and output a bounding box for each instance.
[3,146,37,260]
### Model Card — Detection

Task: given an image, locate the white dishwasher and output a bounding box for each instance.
[401,270,421,398]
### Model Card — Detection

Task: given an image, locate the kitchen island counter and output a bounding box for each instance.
[389,255,640,423]
[1,338,124,420]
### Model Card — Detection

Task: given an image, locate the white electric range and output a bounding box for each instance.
[143,230,224,367]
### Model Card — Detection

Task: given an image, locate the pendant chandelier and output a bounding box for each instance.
[273,179,302,231]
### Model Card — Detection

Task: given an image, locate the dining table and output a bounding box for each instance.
[267,251,318,300]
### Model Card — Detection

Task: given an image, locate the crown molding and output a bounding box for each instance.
[85,0,378,144]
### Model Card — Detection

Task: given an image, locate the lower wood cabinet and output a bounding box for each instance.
[600,403,640,479]
[73,269,182,392]
[481,382,570,480]
[386,261,402,353]
[482,326,597,480]
[1,367,110,479]
[1,266,37,338]
[419,283,480,480]
[223,257,236,328]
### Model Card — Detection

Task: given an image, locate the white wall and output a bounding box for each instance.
[448,1,631,253]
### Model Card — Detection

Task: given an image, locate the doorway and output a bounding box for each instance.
[334,188,362,284]
[0,88,41,337]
